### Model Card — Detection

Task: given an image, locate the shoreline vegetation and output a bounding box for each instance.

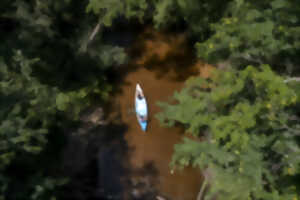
[1,0,300,199]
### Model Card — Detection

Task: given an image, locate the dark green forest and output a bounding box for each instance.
[1,0,300,199]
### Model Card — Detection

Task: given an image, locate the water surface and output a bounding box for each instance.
[111,28,212,200]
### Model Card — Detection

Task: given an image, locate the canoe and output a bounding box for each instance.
[135,83,148,131]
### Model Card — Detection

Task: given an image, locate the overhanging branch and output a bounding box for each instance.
[283,77,300,83]
[88,21,101,43]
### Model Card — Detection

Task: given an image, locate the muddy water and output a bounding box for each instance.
[113,28,212,200]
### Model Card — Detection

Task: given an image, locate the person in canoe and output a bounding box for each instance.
[136,93,148,122]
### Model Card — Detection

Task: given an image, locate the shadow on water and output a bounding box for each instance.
[60,119,130,200]
[61,26,212,200]
[128,28,199,82]
[107,26,203,98]
[60,105,163,200]
[104,27,213,200]
[94,124,129,199]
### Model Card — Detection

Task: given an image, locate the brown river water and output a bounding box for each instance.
[109,28,212,200]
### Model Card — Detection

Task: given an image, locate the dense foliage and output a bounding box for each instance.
[157,65,300,199]
[0,51,69,199]
[144,0,300,199]
[86,0,227,35]
[2,0,300,199]
[195,0,300,69]
[0,0,126,199]
[87,0,300,69]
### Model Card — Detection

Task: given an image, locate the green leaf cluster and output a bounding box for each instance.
[0,51,91,199]
[1,1,127,198]
[86,0,227,36]
[157,65,300,199]
[1,0,126,91]
[195,0,300,66]
[86,0,147,26]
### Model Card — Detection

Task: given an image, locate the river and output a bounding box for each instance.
[109,27,212,200]
[60,26,213,200]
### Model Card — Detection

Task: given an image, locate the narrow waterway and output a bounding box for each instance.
[111,28,212,200]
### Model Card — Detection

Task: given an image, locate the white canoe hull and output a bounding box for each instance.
[135,83,148,131]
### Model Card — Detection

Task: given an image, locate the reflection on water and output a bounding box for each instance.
[109,27,213,200]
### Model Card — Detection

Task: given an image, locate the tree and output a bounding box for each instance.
[1,1,128,199]
[0,50,100,199]
[157,65,300,199]
[1,0,127,90]
[86,0,148,26]
[195,0,300,70]
[86,0,227,36]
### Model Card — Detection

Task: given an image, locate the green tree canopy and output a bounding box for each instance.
[195,0,300,70]
[157,65,300,199]
[86,0,227,35]
[0,1,126,199]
